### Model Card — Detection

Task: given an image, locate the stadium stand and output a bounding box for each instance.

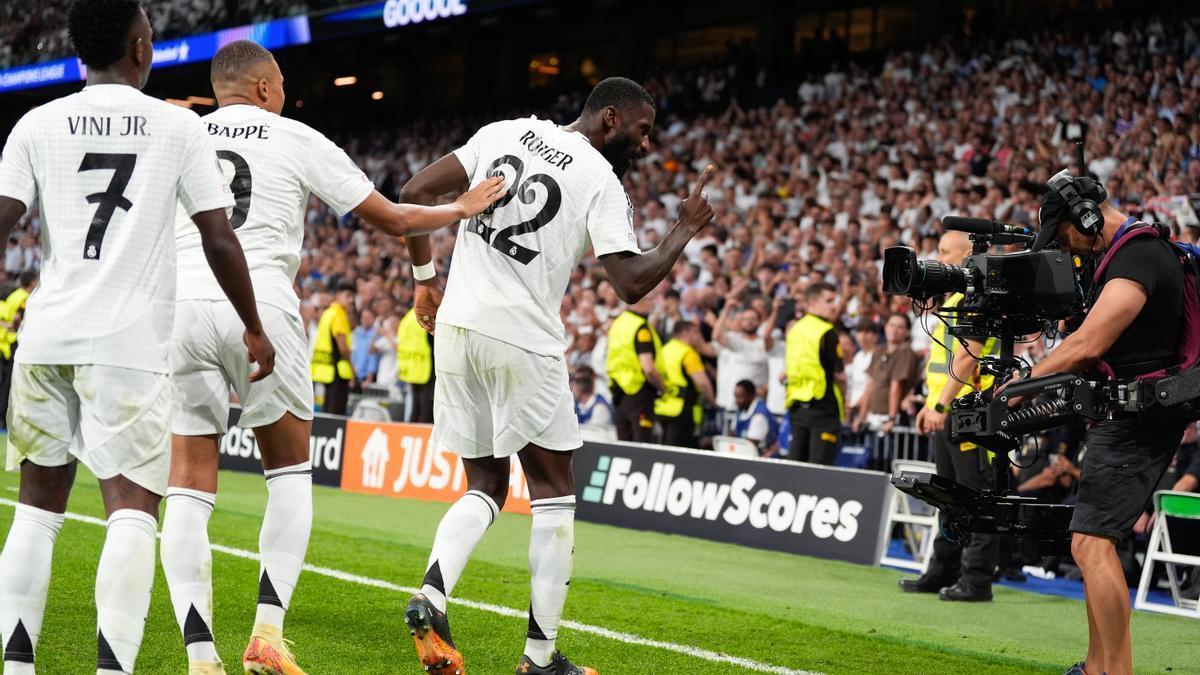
[260,15,1200,458]
[2,4,1200,673]
[3,8,1200,462]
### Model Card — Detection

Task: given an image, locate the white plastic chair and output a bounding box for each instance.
[712,435,760,458]
[1135,490,1200,618]
[879,459,939,572]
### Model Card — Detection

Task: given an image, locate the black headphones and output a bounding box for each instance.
[1045,169,1107,237]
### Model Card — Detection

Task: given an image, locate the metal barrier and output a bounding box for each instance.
[711,407,929,471]
[837,426,930,471]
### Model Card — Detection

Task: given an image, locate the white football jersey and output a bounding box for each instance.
[440,117,640,356]
[174,105,373,314]
[0,84,232,373]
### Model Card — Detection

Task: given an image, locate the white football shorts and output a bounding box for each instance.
[431,324,581,459]
[6,363,171,495]
[171,300,313,435]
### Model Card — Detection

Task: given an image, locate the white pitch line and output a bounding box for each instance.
[0,498,817,675]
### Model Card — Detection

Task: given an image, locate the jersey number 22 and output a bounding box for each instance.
[468,155,561,264]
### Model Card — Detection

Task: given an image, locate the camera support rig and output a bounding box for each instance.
[892,269,1092,551]
[883,227,1094,550]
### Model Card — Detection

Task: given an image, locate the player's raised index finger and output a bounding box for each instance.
[692,164,715,196]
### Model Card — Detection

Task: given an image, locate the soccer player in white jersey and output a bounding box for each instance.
[159,40,504,675]
[400,78,715,675]
[0,2,275,674]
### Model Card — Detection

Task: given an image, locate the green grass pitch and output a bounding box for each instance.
[0,466,1196,674]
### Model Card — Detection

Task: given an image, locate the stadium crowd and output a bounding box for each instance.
[5,15,1200,459]
[302,17,1200,440]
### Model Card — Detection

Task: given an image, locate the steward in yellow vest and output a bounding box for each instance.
[785,282,845,465]
[922,292,999,421]
[0,276,33,360]
[606,302,663,443]
[397,308,436,423]
[0,271,36,428]
[311,284,356,415]
[900,230,998,601]
[655,321,715,448]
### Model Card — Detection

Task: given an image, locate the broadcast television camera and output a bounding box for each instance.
[882,217,1078,341]
[882,217,1085,550]
[885,212,1200,548]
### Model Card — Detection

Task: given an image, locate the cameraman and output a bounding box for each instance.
[898,230,1000,602]
[1023,175,1185,675]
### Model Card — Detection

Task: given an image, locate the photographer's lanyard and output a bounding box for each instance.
[1110,216,1140,246]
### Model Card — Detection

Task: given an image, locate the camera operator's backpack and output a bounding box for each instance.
[1091,222,1200,393]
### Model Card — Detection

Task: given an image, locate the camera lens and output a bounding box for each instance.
[883,246,970,298]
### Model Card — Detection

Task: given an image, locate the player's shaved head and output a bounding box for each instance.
[584,77,653,114]
[211,40,285,113]
[212,40,276,86]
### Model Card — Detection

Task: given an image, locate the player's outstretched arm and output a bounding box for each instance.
[0,197,27,244]
[399,153,475,332]
[599,165,715,303]
[354,175,505,237]
[191,208,276,381]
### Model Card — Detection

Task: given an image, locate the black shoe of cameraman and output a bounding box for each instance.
[898,574,954,594]
[938,582,992,602]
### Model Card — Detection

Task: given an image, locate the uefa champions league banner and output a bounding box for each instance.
[573,441,892,565]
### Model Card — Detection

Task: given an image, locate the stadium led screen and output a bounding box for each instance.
[0,16,311,94]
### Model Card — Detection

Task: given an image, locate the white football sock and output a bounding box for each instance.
[160,488,220,664]
[525,496,575,667]
[95,509,157,674]
[420,490,498,613]
[255,461,312,632]
[0,504,64,673]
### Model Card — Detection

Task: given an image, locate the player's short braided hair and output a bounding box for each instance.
[583,77,654,114]
[211,40,275,84]
[68,0,143,70]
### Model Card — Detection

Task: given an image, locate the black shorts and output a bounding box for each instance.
[1179,441,1200,479]
[1070,420,1184,541]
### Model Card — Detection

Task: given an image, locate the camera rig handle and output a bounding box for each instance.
[949,372,1102,493]
[890,369,1095,550]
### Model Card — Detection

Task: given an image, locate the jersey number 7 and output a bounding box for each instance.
[468,155,561,264]
[78,152,136,260]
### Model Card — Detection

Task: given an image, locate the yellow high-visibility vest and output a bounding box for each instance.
[396,309,433,385]
[785,313,844,419]
[654,338,702,424]
[0,287,29,360]
[311,302,353,384]
[924,293,1000,410]
[606,311,660,396]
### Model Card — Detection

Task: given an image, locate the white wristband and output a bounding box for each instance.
[413,261,436,281]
